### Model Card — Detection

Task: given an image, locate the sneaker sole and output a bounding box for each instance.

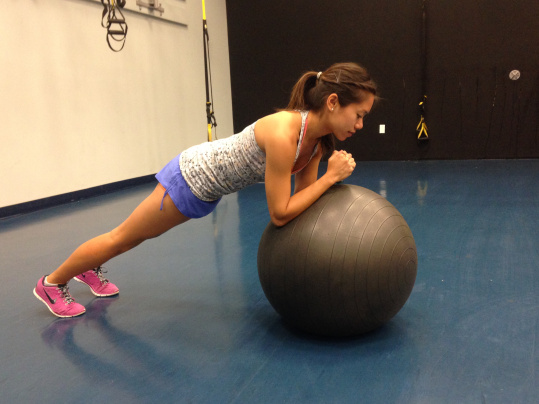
[73,277,120,297]
[33,288,86,318]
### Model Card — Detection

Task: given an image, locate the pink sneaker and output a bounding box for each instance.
[74,267,119,297]
[34,276,86,318]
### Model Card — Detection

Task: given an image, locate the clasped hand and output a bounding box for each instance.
[327,150,356,183]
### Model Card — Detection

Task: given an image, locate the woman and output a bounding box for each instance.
[34,62,377,317]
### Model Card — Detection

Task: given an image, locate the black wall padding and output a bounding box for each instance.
[226,0,539,160]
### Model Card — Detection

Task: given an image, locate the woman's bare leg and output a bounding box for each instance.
[47,184,189,284]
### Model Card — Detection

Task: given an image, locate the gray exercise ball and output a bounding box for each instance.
[257,184,417,337]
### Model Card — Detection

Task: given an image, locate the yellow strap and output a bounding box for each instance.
[207,124,212,142]
[202,0,207,20]
[417,95,428,139]
[417,117,428,139]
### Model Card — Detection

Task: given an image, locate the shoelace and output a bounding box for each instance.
[58,285,75,304]
[94,267,110,285]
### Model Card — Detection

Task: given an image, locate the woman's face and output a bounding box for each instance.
[330,93,375,141]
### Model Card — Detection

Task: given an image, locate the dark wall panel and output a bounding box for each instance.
[423,0,539,159]
[226,0,539,160]
[226,0,422,161]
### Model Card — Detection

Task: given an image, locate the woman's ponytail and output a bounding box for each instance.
[286,71,319,110]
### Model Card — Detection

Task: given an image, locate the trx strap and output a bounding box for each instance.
[417,95,429,141]
[202,0,217,141]
[101,0,128,52]
[417,0,429,143]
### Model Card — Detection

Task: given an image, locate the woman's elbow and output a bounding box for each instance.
[271,217,288,227]
[269,211,291,227]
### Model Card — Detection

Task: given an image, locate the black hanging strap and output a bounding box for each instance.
[417,95,429,141]
[101,0,128,52]
[417,0,429,143]
[202,0,217,141]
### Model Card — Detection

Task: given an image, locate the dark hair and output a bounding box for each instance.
[286,62,377,157]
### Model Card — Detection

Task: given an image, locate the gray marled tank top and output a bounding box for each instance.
[180,110,317,201]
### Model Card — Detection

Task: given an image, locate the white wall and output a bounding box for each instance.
[0,0,233,208]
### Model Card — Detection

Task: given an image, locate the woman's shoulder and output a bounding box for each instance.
[259,110,304,130]
[254,110,304,152]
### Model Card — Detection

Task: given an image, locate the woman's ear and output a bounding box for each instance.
[326,93,339,111]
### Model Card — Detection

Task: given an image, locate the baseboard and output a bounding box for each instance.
[0,174,157,219]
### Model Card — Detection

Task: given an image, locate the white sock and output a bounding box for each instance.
[44,276,59,287]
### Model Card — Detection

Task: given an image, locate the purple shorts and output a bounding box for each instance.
[155,154,221,219]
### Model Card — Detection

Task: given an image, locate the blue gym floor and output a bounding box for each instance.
[1,159,538,403]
